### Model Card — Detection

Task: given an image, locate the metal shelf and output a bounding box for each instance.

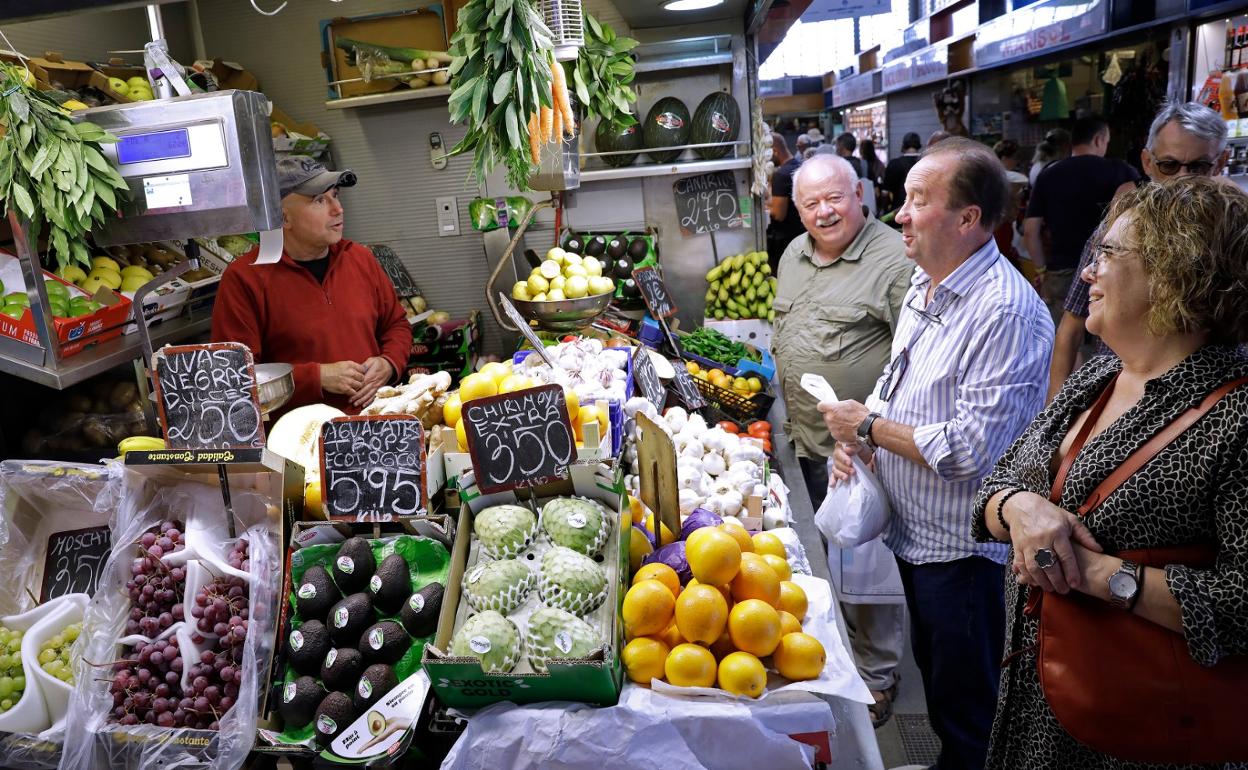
[579,156,751,183]
[0,315,212,390]
[632,35,734,73]
[325,85,451,110]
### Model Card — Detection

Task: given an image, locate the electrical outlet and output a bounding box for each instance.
[436,196,459,237]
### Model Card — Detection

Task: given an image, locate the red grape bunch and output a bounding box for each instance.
[107,637,187,727]
[124,521,187,638]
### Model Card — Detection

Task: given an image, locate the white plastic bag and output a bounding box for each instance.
[814,457,891,547]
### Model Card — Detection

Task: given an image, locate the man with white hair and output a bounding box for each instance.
[1045,101,1231,400]
[770,154,913,726]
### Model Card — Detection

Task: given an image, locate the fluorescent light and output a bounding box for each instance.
[663,0,725,10]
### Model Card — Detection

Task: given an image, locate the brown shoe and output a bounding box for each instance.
[868,679,899,729]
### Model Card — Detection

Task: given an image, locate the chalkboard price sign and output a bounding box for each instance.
[154,343,264,450]
[672,368,707,410]
[41,525,111,602]
[632,347,666,410]
[320,416,427,521]
[631,266,677,320]
[371,245,420,299]
[462,384,575,494]
[674,171,742,236]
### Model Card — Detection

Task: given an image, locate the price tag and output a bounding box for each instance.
[631,266,677,320]
[631,347,666,410]
[41,525,111,602]
[672,368,707,410]
[371,245,420,299]
[153,342,264,450]
[461,384,575,494]
[498,294,558,370]
[320,416,427,521]
[673,171,743,236]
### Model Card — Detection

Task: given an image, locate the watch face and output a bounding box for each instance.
[1108,571,1138,599]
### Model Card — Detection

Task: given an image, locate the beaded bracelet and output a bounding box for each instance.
[996,488,1027,537]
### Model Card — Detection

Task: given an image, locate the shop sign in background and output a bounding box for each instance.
[975,0,1108,67]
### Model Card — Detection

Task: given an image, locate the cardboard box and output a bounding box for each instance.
[0,250,132,358]
[704,318,774,354]
[270,105,331,155]
[422,463,627,709]
[32,53,132,103]
[320,8,448,99]
[121,280,191,335]
[206,58,260,93]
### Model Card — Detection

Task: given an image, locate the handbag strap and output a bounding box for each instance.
[1049,374,1248,516]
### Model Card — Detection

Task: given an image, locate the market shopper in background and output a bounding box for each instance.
[212,156,412,415]
[992,140,1030,270]
[767,133,806,273]
[881,132,923,213]
[1046,101,1229,402]
[832,132,866,178]
[771,154,913,728]
[820,138,1054,770]
[973,177,1248,770]
[1024,116,1139,323]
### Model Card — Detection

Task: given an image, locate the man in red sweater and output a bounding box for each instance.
[211,157,411,414]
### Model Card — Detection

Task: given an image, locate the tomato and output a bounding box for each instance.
[747,421,771,439]
[562,335,578,343]
[718,421,740,434]
[760,439,772,453]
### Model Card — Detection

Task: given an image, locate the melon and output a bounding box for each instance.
[643,97,691,164]
[595,120,642,168]
[691,92,740,160]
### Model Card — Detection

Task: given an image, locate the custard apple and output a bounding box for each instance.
[461,558,534,614]
[526,606,603,673]
[474,504,537,559]
[538,546,608,615]
[449,611,521,673]
[541,497,609,556]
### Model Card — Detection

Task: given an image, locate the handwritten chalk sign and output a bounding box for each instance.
[41,526,111,602]
[674,171,742,236]
[631,266,677,320]
[632,347,666,410]
[461,384,575,494]
[672,368,707,410]
[320,416,427,521]
[371,245,420,299]
[153,343,264,450]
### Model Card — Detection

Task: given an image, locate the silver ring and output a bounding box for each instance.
[1034,548,1058,570]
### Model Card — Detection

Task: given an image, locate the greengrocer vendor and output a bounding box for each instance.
[211,156,412,415]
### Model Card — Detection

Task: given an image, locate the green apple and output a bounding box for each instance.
[3,292,29,307]
[126,75,149,90]
[44,280,69,300]
[107,77,129,97]
[1,305,24,320]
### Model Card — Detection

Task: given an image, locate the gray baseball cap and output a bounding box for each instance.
[276,155,357,199]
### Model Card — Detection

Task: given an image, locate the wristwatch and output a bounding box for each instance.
[1107,559,1142,611]
[856,412,881,449]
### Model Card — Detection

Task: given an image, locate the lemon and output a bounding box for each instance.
[717,651,767,698]
[498,374,534,394]
[777,581,808,620]
[550,275,567,291]
[622,637,669,685]
[730,553,781,607]
[548,287,566,302]
[564,275,589,299]
[455,419,468,451]
[459,372,498,402]
[719,522,754,554]
[583,258,603,277]
[727,599,781,657]
[773,632,826,681]
[622,580,675,639]
[478,361,510,384]
[656,622,685,650]
[747,377,763,393]
[777,610,802,636]
[303,481,323,517]
[674,584,729,645]
[540,260,562,279]
[442,391,462,427]
[629,526,654,575]
[564,388,580,422]
[664,643,717,688]
[685,527,742,586]
[633,562,681,598]
[686,361,700,375]
[752,531,787,560]
[709,629,736,660]
[762,553,792,581]
[512,281,531,301]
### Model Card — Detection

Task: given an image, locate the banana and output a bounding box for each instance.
[118,435,166,455]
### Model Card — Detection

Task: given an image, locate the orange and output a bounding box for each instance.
[777,581,808,620]
[709,629,737,660]
[622,637,669,684]
[717,651,767,698]
[752,531,786,560]
[633,562,681,598]
[688,579,733,607]
[622,580,675,638]
[686,527,742,586]
[441,391,462,427]
[655,622,684,650]
[629,495,645,525]
[762,553,792,581]
[458,372,498,402]
[777,610,802,637]
[664,643,717,688]
[629,527,654,576]
[730,553,781,607]
[719,522,754,554]
[728,599,782,657]
[674,584,729,645]
[773,632,826,681]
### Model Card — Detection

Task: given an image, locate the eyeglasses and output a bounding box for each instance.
[1146,150,1216,177]
[877,348,909,402]
[1086,242,1136,274]
[877,291,951,401]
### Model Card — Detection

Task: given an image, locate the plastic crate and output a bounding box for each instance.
[511,346,633,457]
[639,316,776,381]
[692,375,775,422]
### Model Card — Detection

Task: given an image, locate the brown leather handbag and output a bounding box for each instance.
[1030,373,1248,764]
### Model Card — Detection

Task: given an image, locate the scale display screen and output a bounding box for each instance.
[116,128,192,165]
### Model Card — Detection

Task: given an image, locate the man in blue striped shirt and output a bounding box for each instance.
[820,138,1053,770]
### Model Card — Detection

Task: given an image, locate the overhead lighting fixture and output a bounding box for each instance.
[663,0,725,10]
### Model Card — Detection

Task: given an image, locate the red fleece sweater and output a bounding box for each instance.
[210,239,411,415]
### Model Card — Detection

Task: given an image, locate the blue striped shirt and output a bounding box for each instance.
[865,238,1054,565]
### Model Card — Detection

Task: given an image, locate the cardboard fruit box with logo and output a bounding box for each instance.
[422,462,627,709]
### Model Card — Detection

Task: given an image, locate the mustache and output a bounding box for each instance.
[815,215,842,227]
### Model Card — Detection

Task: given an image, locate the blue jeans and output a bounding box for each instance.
[895,556,1005,770]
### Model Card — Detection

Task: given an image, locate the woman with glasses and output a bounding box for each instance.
[973,177,1248,769]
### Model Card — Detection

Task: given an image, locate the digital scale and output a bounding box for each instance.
[82,89,282,246]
